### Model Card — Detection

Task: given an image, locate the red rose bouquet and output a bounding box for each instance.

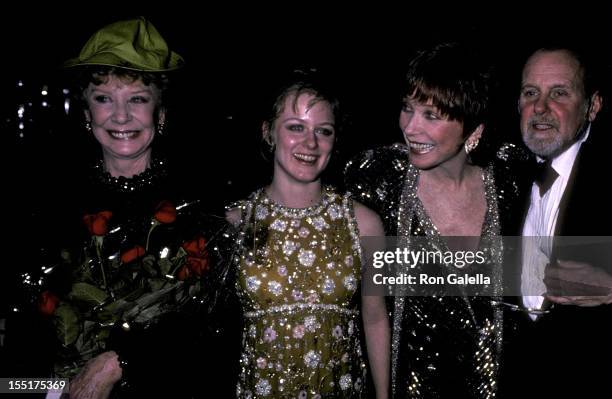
[39,201,212,378]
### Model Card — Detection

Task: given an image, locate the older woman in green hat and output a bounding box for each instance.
[64,16,183,179]
[39,17,237,399]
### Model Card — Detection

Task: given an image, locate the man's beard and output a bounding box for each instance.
[523,131,565,158]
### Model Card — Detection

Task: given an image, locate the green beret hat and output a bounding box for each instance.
[64,17,184,72]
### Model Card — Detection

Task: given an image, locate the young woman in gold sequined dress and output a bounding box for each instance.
[226,72,389,398]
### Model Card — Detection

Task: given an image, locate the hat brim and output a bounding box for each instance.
[63,51,184,72]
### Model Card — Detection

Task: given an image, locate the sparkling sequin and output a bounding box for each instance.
[270,218,288,232]
[263,327,277,343]
[255,204,269,220]
[343,275,357,291]
[297,249,316,267]
[306,292,319,304]
[304,350,321,368]
[304,315,319,332]
[246,276,261,292]
[255,379,271,396]
[322,278,335,295]
[339,374,352,390]
[327,203,343,220]
[91,158,167,194]
[332,325,343,339]
[310,215,329,231]
[268,280,282,296]
[234,187,366,397]
[345,145,506,398]
[283,240,297,256]
[292,324,305,339]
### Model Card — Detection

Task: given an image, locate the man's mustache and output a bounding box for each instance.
[528,117,559,129]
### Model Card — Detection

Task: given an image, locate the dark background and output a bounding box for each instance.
[1,8,611,389]
[5,10,611,207]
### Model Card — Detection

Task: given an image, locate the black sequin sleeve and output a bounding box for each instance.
[344,144,411,235]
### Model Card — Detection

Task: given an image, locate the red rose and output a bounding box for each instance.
[181,236,209,276]
[83,211,113,236]
[182,236,207,257]
[154,201,177,224]
[177,265,191,281]
[186,256,209,276]
[120,245,146,264]
[38,290,59,316]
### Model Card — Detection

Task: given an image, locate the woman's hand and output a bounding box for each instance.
[69,351,122,399]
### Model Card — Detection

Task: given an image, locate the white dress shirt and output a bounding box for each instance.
[521,126,590,314]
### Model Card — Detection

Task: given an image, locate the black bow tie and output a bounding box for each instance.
[534,160,559,196]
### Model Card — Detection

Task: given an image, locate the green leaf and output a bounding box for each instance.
[141,254,157,276]
[122,286,148,302]
[95,298,131,323]
[175,247,188,258]
[148,277,169,292]
[53,303,81,347]
[158,257,173,275]
[68,282,109,306]
[74,320,106,356]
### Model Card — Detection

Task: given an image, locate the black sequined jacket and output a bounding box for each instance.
[344,143,531,237]
[344,143,532,398]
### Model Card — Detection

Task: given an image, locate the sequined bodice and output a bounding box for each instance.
[391,163,503,399]
[345,144,528,399]
[233,188,366,398]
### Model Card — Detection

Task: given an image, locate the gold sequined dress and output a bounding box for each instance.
[231,187,367,398]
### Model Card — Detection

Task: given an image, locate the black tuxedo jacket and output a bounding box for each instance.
[501,127,612,398]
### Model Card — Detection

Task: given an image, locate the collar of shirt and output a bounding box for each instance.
[521,125,591,313]
[537,124,590,179]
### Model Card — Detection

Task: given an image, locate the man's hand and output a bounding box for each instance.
[544,260,612,306]
[69,350,122,399]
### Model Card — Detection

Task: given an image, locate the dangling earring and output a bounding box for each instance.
[85,120,92,133]
[464,137,480,154]
[157,121,165,136]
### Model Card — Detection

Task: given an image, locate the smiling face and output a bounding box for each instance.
[267,92,336,185]
[400,95,474,170]
[519,49,601,158]
[84,74,163,165]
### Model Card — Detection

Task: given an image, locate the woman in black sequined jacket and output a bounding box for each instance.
[345,43,531,398]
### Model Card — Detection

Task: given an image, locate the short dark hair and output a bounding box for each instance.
[403,42,491,136]
[264,69,342,133]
